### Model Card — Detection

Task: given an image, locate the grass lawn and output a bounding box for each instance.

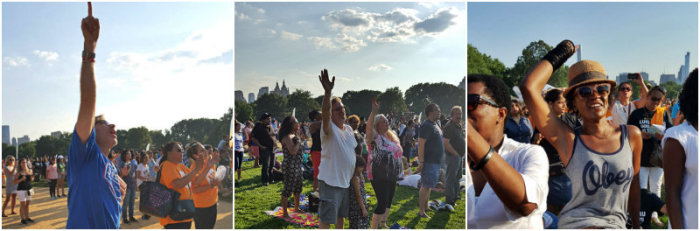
[234,156,465,229]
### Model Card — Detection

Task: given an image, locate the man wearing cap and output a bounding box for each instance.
[252,113,276,186]
[66,3,127,228]
[317,69,357,229]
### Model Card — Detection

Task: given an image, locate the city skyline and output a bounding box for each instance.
[235,2,467,98]
[2,2,234,140]
[468,2,698,84]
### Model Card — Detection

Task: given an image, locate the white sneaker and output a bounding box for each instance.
[651,212,664,226]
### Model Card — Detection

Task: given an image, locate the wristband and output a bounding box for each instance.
[82,50,96,63]
[470,147,494,171]
[541,40,575,71]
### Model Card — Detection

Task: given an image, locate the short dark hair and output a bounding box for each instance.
[308,110,320,121]
[649,85,667,96]
[424,103,440,117]
[544,88,564,103]
[467,74,510,113]
[679,68,698,126]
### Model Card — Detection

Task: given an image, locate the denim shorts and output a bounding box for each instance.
[420,163,440,188]
[547,174,572,206]
[318,180,350,224]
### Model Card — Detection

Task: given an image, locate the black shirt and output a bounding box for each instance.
[534,113,581,173]
[311,127,322,152]
[443,120,465,156]
[252,122,275,149]
[627,107,673,167]
[16,173,32,190]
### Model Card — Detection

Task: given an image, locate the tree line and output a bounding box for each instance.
[235,82,465,123]
[2,108,233,159]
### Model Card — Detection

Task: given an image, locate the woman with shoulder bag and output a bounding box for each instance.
[14,158,34,225]
[158,141,209,229]
[366,97,403,229]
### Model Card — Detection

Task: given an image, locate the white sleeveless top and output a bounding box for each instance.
[662,121,698,229]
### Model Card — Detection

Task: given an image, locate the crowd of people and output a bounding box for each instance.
[467,39,697,229]
[234,69,466,229]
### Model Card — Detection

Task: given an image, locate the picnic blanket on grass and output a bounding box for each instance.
[265,206,319,227]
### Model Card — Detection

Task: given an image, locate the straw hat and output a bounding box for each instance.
[562,60,617,98]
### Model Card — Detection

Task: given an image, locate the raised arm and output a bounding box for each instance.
[365,97,380,144]
[627,125,642,229]
[519,40,577,166]
[319,69,335,135]
[663,138,686,228]
[631,73,648,109]
[75,2,100,143]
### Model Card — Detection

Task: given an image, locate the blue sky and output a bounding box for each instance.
[3,2,233,140]
[468,2,698,83]
[235,2,466,99]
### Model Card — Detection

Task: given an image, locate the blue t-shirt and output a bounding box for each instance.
[119,159,138,187]
[66,128,122,229]
[504,116,532,144]
[419,120,445,164]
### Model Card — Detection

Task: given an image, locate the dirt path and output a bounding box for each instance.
[1,187,232,229]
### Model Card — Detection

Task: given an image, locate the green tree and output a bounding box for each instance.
[287,90,321,122]
[254,93,288,122]
[341,90,382,118]
[18,142,36,159]
[405,82,465,116]
[235,100,254,123]
[149,130,168,150]
[630,80,653,100]
[3,143,17,158]
[505,40,569,90]
[35,133,71,157]
[467,44,507,76]
[377,87,408,115]
[126,127,151,150]
[659,81,682,100]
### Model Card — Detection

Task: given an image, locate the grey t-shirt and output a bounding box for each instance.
[559,125,634,229]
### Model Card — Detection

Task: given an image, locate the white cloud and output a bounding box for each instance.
[3,56,29,67]
[280,30,303,41]
[369,64,392,72]
[235,3,265,24]
[33,50,59,61]
[311,7,460,52]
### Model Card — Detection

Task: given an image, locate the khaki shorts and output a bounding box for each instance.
[318,180,349,224]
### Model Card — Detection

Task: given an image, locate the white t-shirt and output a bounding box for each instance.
[468,135,549,229]
[466,169,475,221]
[662,121,698,229]
[611,100,637,126]
[136,163,149,187]
[319,122,357,188]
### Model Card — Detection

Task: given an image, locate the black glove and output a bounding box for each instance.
[542,40,576,71]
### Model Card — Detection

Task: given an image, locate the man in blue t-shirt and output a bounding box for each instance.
[66,3,126,228]
[417,103,444,218]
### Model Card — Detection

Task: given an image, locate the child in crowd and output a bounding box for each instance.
[349,156,369,229]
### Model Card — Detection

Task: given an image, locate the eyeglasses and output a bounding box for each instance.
[468,94,500,111]
[576,85,610,98]
[176,148,183,153]
[619,87,632,92]
[96,120,109,126]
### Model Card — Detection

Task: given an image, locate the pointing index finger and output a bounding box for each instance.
[88,2,92,17]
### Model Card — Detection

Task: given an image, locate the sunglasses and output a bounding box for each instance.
[96,120,110,126]
[619,87,632,92]
[468,94,499,111]
[650,96,663,102]
[576,85,610,98]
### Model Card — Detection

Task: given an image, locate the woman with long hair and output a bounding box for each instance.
[519,40,642,228]
[136,153,151,220]
[14,158,34,224]
[158,141,210,229]
[366,97,403,228]
[46,157,59,199]
[3,156,17,217]
[278,115,304,218]
[192,144,221,229]
[56,156,66,197]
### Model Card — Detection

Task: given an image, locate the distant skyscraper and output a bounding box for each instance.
[683,52,690,82]
[248,93,255,103]
[235,90,246,102]
[17,135,30,146]
[577,45,581,62]
[678,66,685,84]
[458,76,465,89]
[51,131,62,138]
[11,137,16,146]
[272,80,290,97]
[258,87,269,97]
[660,74,676,84]
[2,125,9,145]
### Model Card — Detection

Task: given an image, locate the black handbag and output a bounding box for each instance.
[169,169,196,221]
[139,169,179,218]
